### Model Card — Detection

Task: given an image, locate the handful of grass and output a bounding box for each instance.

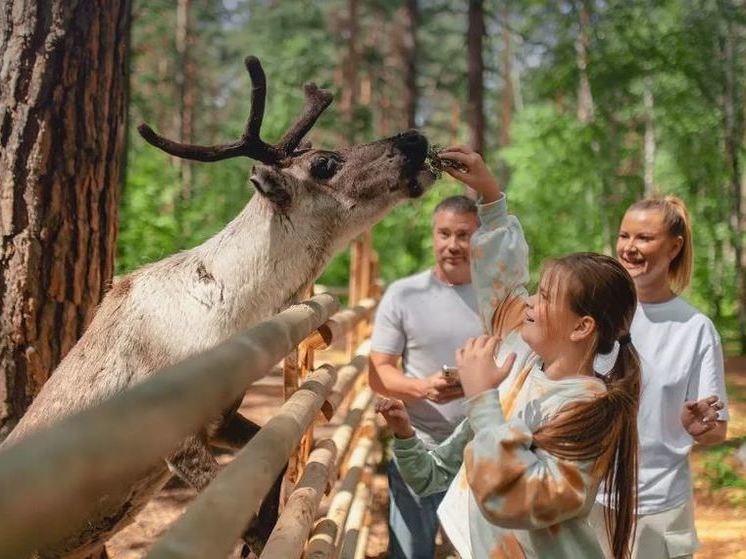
[426,144,469,178]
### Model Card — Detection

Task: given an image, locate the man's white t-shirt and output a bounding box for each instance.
[599,297,729,515]
[370,269,482,448]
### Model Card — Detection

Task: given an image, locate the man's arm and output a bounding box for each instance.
[369,351,462,403]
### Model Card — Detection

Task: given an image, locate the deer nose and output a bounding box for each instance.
[394,129,428,159]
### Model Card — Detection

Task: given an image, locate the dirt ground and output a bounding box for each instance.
[689,356,746,559]
[106,356,746,558]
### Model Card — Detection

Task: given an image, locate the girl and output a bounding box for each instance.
[377,147,641,559]
[590,197,729,558]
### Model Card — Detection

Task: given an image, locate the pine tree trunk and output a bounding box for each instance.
[0,0,130,439]
[643,75,656,196]
[340,0,360,143]
[466,0,485,199]
[175,0,194,241]
[467,0,485,156]
[722,16,746,353]
[399,0,418,130]
[498,4,513,188]
[575,1,594,123]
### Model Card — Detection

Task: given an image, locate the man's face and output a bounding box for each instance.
[432,209,479,280]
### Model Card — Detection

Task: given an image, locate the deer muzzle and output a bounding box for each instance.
[394,130,431,198]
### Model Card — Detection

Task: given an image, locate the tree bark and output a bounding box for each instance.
[0,0,130,438]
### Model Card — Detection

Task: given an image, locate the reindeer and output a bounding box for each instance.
[0,56,435,559]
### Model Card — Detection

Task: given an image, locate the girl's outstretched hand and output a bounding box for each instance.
[456,335,516,398]
[438,145,501,203]
[376,398,416,439]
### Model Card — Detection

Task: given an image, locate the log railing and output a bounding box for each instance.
[0,233,383,559]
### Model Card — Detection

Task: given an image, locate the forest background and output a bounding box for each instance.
[123,0,746,355]
[0,1,744,551]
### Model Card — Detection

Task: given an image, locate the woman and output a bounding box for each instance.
[590,196,729,558]
[378,147,641,558]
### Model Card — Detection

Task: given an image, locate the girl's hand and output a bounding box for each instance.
[376,398,416,439]
[456,335,516,398]
[438,145,501,203]
[681,395,724,437]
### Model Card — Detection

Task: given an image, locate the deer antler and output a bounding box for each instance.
[137,56,333,165]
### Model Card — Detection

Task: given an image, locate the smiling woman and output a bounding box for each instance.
[590,195,730,559]
[616,197,691,303]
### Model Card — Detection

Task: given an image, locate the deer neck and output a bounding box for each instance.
[196,195,334,329]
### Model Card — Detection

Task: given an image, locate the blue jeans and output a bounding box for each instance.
[387,460,446,559]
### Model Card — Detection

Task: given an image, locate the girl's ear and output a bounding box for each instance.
[570,315,596,342]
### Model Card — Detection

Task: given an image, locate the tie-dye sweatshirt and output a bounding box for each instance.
[392,195,608,559]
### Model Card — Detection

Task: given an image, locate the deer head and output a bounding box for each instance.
[138,56,435,248]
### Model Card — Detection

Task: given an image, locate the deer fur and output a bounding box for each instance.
[0,57,435,558]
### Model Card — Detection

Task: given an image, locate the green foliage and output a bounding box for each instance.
[118,138,181,271]
[120,0,746,351]
[701,444,746,507]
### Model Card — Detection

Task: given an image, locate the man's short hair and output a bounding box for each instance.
[433,195,478,216]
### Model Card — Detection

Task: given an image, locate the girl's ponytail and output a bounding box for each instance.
[532,339,640,559]
[531,253,641,559]
[601,338,641,559]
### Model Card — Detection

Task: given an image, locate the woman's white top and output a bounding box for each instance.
[599,297,729,515]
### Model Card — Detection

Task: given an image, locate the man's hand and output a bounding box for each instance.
[456,335,516,398]
[681,395,725,438]
[437,145,501,203]
[376,398,416,439]
[422,372,464,403]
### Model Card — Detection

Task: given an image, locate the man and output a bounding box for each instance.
[369,195,483,559]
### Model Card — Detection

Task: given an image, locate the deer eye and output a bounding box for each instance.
[310,156,339,180]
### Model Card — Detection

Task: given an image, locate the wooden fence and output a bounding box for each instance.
[0,233,382,559]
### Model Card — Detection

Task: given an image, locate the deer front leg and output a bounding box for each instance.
[175,415,285,557]
[167,435,220,491]
[211,413,287,558]
[210,410,261,450]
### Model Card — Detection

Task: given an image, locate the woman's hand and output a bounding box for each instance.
[438,145,501,203]
[456,335,516,398]
[376,398,416,439]
[681,395,724,437]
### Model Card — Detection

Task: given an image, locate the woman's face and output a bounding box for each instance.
[520,271,582,362]
[616,209,682,292]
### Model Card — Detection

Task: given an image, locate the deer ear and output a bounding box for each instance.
[250,165,291,208]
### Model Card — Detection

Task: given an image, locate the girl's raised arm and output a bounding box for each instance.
[470,197,529,336]
[438,147,529,336]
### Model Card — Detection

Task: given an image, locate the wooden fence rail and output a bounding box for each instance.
[0,294,340,558]
[0,235,384,559]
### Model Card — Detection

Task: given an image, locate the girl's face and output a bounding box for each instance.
[616,209,682,292]
[520,270,584,362]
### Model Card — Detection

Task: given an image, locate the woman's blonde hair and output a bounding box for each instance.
[627,195,693,293]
